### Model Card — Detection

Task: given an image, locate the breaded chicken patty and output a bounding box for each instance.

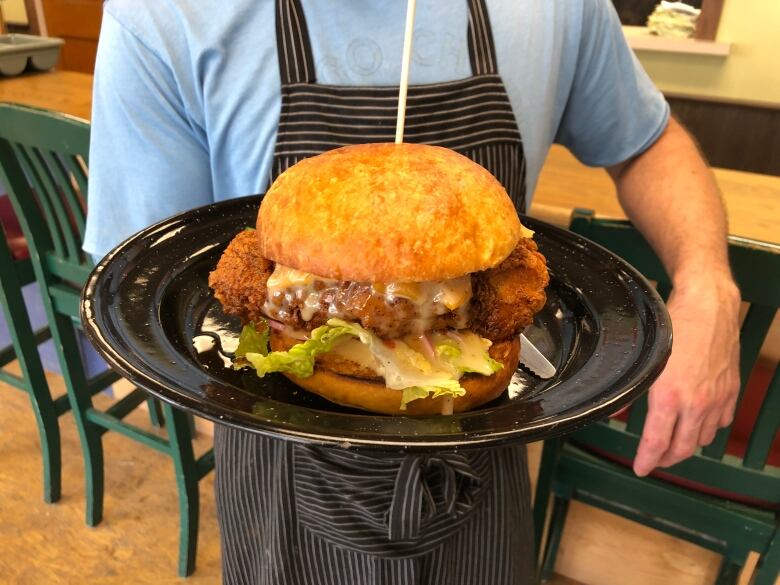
[208,230,273,324]
[209,230,548,342]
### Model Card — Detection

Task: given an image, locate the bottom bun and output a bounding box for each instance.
[271,331,520,415]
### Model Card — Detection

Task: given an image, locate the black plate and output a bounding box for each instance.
[81,195,671,452]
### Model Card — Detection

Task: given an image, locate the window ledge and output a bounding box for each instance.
[623,26,731,57]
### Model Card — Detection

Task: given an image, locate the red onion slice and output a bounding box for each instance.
[419,333,436,362]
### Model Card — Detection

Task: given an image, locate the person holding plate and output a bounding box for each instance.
[84,1,740,583]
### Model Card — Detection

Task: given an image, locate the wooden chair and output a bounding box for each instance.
[0,194,65,503]
[0,103,214,576]
[534,209,779,585]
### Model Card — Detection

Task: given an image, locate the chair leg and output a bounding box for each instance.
[533,438,563,565]
[187,412,197,437]
[25,377,62,503]
[147,397,165,428]
[714,557,742,585]
[54,313,105,526]
[164,403,200,577]
[751,528,779,585]
[541,495,570,581]
[1,264,62,503]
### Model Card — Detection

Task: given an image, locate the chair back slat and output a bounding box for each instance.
[738,306,777,389]
[743,368,780,469]
[626,393,649,435]
[655,281,673,302]
[24,145,82,264]
[702,304,777,460]
[568,209,780,503]
[0,104,92,318]
[570,210,670,283]
[47,150,87,237]
[9,142,65,258]
[728,237,780,307]
[62,155,89,218]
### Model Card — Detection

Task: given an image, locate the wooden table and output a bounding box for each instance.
[0,70,93,122]
[2,69,779,244]
[532,148,780,245]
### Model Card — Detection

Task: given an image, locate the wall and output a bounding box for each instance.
[668,96,780,175]
[636,0,780,106]
[2,0,28,24]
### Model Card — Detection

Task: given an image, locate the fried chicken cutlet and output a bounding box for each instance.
[209,229,549,343]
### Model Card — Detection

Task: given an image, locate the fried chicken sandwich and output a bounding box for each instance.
[208,143,549,415]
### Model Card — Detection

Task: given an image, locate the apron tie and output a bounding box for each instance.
[388,454,483,541]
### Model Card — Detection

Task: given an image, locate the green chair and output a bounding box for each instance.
[0,103,214,576]
[534,209,779,585]
[0,196,66,503]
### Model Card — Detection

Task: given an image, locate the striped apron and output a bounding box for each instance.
[215,1,534,583]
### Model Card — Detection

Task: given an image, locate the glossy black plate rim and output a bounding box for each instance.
[82,195,671,451]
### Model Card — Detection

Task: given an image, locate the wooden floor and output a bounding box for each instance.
[0,368,767,585]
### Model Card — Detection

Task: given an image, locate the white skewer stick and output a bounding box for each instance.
[441,396,455,416]
[395,0,418,144]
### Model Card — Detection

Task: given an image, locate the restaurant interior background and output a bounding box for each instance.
[0,0,778,584]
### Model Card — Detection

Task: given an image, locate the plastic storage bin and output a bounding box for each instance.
[0,34,64,76]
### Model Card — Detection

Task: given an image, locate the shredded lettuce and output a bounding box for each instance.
[234,318,501,410]
[400,381,466,410]
[435,339,461,361]
[325,320,465,395]
[400,387,430,408]
[234,322,269,359]
[242,322,360,377]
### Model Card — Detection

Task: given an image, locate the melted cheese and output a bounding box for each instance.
[374,276,472,311]
[264,264,473,326]
[330,338,380,371]
[267,266,327,290]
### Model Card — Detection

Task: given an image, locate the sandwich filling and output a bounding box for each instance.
[234,318,502,408]
[263,265,472,337]
[208,229,549,409]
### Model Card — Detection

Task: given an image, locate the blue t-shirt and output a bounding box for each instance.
[83,0,669,258]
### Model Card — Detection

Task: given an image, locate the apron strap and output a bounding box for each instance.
[275,0,316,85]
[467,0,499,76]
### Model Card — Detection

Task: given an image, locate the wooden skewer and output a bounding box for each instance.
[395,0,418,144]
[441,396,455,416]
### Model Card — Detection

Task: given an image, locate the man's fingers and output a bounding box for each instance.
[698,409,721,447]
[633,404,676,477]
[718,391,738,428]
[657,410,704,468]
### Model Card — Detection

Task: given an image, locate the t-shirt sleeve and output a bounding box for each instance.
[83,11,213,258]
[554,0,670,168]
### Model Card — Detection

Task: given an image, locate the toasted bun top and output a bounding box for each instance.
[257,143,523,282]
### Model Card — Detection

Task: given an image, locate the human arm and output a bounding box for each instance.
[84,9,213,258]
[550,0,741,476]
[606,118,741,476]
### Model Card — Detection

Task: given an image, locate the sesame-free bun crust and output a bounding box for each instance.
[258,143,523,283]
[270,330,520,415]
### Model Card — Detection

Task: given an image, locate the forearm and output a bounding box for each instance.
[608,117,733,291]
[610,117,742,474]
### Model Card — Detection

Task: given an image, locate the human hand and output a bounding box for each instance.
[633,275,741,476]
